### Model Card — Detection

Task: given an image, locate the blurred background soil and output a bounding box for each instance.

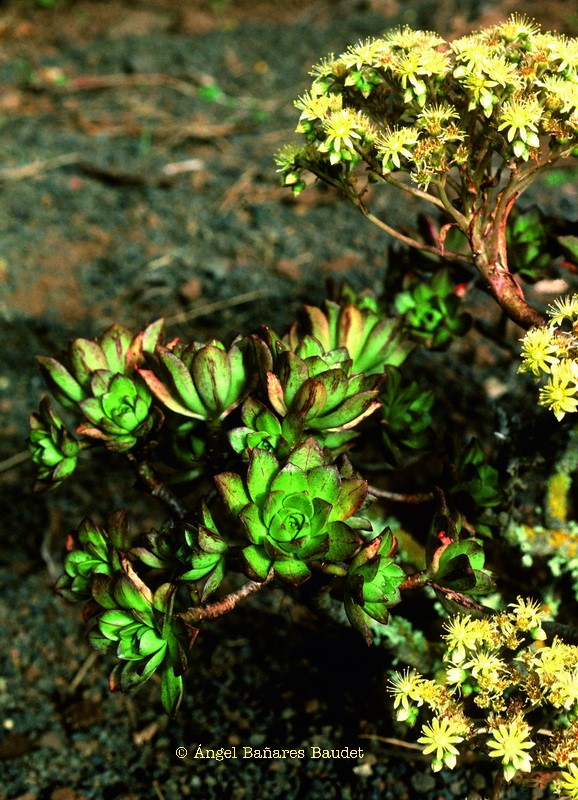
[0,1,577,798]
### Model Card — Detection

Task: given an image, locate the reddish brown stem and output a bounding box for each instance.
[474,252,546,329]
[427,580,488,613]
[368,485,434,504]
[398,570,430,591]
[177,570,274,623]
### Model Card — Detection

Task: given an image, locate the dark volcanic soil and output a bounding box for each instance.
[0,2,576,798]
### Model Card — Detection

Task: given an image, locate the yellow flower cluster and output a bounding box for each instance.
[387,598,578,792]
[278,15,578,192]
[518,293,578,421]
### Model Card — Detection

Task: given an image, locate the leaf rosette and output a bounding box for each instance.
[138,336,257,421]
[291,300,413,375]
[88,571,194,716]
[130,503,227,601]
[394,270,471,350]
[345,528,406,644]
[76,371,156,452]
[36,320,164,411]
[215,438,369,585]
[263,331,383,435]
[28,397,81,489]
[55,510,130,602]
[228,397,304,459]
[380,367,435,460]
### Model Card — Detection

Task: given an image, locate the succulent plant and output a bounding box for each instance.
[75,371,156,452]
[425,492,495,616]
[138,336,257,421]
[27,397,82,489]
[380,367,435,459]
[176,503,228,601]
[290,299,413,376]
[506,207,553,282]
[428,534,495,596]
[394,269,471,350]
[130,501,227,600]
[36,320,164,411]
[215,438,370,585]
[55,511,129,602]
[263,331,383,434]
[449,438,502,510]
[344,528,406,644]
[228,396,301,459]
[88,571,193,716]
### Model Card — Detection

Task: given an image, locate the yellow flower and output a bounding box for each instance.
[549,668,578,710]
[498,95,543,144]
[388,669,425,721]
[417,716,464,771]
[416,104,460,136]
[384,26,444,51]
[486,717,534,781]
[461,72,498,115]
[547,294,578,326]
[294,90,341,125]
[451,38,494,72]
[442,615,493,662]
[340,38,388,70]
[495,14,541,42]
[544,36,578,72]
[556,762,578,799]
[518,326,560,378]
[481,56,521,90]
[309,54,339,81]
[539,361,578,421]
[318,109,364,163]
[538,76,578,114]
[508,596,547,634]
[375,126,419,170]
[535,637,578,682]
[463,650,506,687]
[391,50,426,94]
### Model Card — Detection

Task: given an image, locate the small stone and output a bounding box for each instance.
[38,730,66,751]
[50,789,89,800]
[275,258,301,281]
[179,278,203,303]
[410,771,436,792]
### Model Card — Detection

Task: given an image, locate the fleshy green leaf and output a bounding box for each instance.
[287,437,325,471]
[214,471,251,517]
[246,448,279,505]
[273,558,311,585]
[160,663,183,717]
[241,545,272,581]
[270,463,308,496]
[191,344,231,414]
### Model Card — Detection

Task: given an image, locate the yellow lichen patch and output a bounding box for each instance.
[546,471,571,527]
[548,529,578,560]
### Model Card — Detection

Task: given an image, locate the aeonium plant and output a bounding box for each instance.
[276,15,578,331]
[28,285,501,717]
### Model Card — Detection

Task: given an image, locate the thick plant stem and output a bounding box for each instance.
[178,570,274,623]
[473,251,546,329]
